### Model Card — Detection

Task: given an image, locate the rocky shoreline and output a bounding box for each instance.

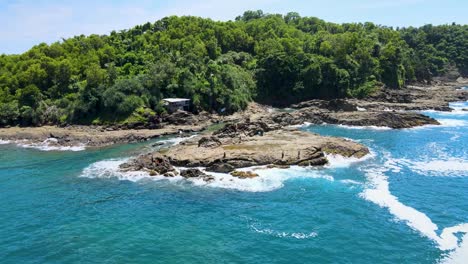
[0,82,466,151]
[119,122,370,180]
[115,82,467,178]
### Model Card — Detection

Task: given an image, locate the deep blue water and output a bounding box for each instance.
[1,101,467,264]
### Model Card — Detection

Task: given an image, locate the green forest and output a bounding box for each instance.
[0,10,467,127]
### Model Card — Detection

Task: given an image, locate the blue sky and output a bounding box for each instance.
[1,0,466,54]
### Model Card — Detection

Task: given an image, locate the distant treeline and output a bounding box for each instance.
[0,10,466,126]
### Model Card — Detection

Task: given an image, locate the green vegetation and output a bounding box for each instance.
[0,11,466,126]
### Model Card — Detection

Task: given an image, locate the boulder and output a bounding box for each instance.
[180,168,207,178]
[120,153,175,175]
[214,120,276,138]
[206,162,236,173]
[198,136,222,148]
[230,171,259,179]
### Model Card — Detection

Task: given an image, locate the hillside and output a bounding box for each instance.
[0,10,467,127]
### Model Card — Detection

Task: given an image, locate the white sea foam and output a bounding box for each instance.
[449,101,468,110]
[357,107,367,111]
[441,232,468,264]
[396,158,468,177]
[189,166,334,192]
[17,138,86,151]
[251,224,318,239]
[337,124,392,130]
[80,158,182,183]
[325,151,374,168]
[361,166,468,251]
[0,139,11,145]
[289,122,313,128]
[340,179,362,185]
[438,119,468,127]
[422,110,468,116]
[157,135,197,146]
[81,158,337,192]
[409,118,468,130]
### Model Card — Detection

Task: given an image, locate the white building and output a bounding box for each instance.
[162,98,191,112]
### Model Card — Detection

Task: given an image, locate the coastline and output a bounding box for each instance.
[0,81,466,152]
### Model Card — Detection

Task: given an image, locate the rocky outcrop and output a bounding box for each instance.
[180,168,207,178]
[266,108,440,129]
[230,171,259,179]
[323,111,440,129]
[198,136,222,148]
[162,129,369,173]
[120,153,176,176]
[213,120,280,138]
[180,168,215,182]
[292,99,357,112]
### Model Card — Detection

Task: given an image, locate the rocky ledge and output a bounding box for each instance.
[119,121,369,179]
[269,109,440,129]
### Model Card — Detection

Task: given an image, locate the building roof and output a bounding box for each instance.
[162,98,191,103]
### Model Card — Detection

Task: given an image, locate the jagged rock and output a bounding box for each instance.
[266,164,291,169]
[214,120,277,138]
[292,99,357,112]
[164,110,195,125]
[198,136,222,148]
[206,163,236,173]
[120,153,175,175]
[180,168,207,178]
[230,171,259,179]
[324,111,440,129]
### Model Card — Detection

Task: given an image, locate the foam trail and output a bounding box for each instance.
[394,158,468,177]
[337,124,392,130]
[17,138,86,151]
[441,232,468,264]
[361,168,468,251]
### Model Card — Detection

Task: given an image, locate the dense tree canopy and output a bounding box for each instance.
[0,11,466,126]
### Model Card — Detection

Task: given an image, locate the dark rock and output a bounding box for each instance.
[120,153,175,175]
[206,162,236,173]
[292,99,357,112]
[198,136,222,148]
[165,110,193,125]
[180,168,207,178]
[214,120,277,138]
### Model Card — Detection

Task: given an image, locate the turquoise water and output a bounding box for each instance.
[1,102,467,263]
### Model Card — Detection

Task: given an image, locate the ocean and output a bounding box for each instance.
[0,100,467,263]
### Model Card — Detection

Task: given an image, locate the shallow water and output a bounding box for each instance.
[0,102,467,263]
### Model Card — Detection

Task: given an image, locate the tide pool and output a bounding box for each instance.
[0,102,467,263]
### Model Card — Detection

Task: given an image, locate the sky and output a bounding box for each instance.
[0,0,466,54]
